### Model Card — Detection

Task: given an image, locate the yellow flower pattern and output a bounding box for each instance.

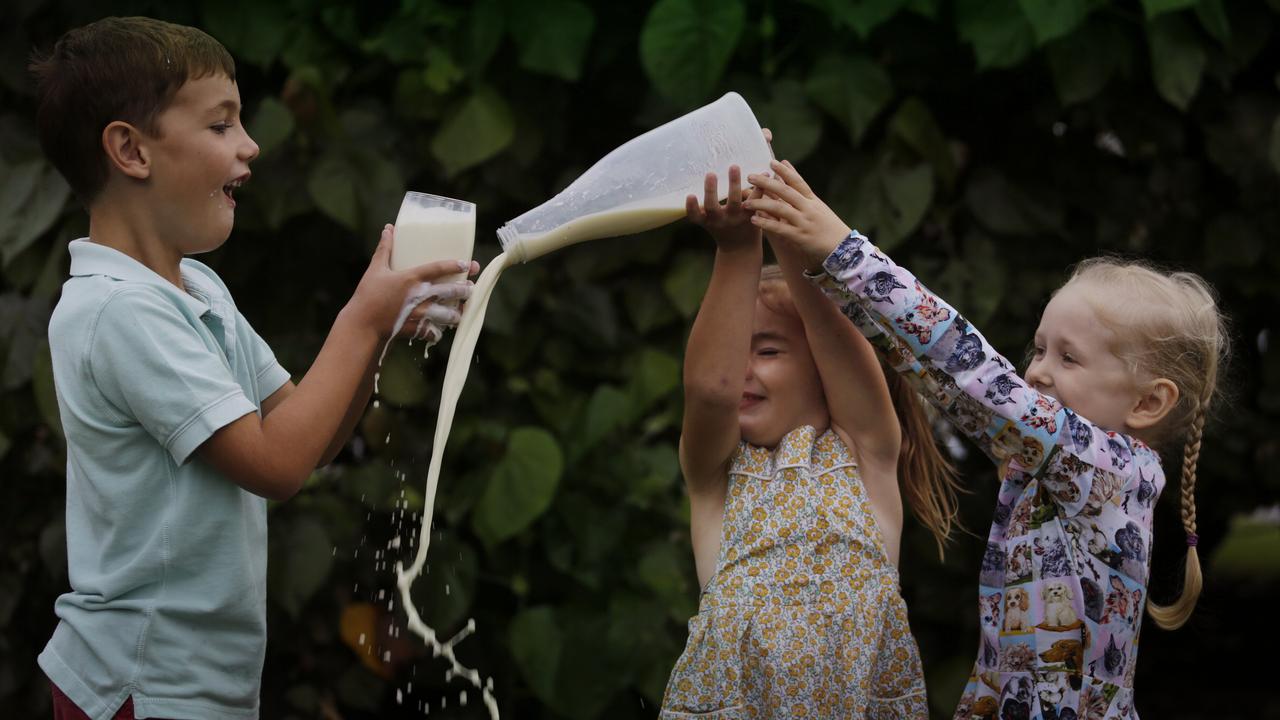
[661,426,928,719]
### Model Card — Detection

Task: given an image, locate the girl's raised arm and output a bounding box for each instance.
[679,167,761,494]
[769,240,900,471]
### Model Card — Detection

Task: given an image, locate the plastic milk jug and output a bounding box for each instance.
[496,91,774,263]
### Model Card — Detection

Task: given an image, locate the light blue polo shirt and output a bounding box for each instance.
[39,239,292,720]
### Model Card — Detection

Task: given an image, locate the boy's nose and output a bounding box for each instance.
[241,132,260,162]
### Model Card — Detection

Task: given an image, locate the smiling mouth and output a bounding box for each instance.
[740,392,764,409]
[222,175,248,206]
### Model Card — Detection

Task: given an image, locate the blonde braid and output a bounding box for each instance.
[1147,391,1208,630]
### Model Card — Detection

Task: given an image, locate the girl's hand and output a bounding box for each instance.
[746,160,852,271]
[346,225,478,340]
[685,164,761,250]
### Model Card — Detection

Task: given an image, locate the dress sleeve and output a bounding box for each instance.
[809,232,1140,516]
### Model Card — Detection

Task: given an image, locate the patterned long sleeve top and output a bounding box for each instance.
[810,232,1164,720]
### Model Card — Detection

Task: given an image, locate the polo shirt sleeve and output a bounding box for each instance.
[241,312,291,403]
[89,289,258,465]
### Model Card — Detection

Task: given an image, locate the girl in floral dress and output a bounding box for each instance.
[747,159,1226,720]
[661,161,960,719]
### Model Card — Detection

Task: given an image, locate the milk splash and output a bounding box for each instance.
[383,254,511,719]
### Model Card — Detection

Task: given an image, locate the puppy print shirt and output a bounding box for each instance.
[813,233,1165,720]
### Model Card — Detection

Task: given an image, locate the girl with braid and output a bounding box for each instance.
[745,158,1227,720]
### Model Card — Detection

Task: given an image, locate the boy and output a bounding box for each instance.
[30,17,474,719]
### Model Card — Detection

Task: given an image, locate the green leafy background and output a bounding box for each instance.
[2,1,1279,718]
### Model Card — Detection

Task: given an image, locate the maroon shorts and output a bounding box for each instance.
[50,682,135,720]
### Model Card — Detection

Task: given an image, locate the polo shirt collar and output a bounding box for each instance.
[68,238,210,317]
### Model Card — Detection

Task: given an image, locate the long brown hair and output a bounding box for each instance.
[759,266,962,557]
[1063,258,1229,630]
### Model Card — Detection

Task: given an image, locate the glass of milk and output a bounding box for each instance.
[390,192,475,284]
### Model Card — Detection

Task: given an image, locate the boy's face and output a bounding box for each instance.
[739,298,829,448]
[145,73,258,254]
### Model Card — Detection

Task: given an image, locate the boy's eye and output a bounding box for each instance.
[1062,353,1077,365]
[1033,346,1045,358]
[211,122,232,134]
[758,348,780,357]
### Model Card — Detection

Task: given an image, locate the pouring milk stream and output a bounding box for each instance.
[390,92,773,717]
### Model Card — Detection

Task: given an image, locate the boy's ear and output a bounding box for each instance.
[1126,377,1179,432]
[102,121,152,180]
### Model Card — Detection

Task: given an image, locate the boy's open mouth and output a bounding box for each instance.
[740,392,764,409]
[222,175,248,205]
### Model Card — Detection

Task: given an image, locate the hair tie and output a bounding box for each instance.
[1186,532,1199,547]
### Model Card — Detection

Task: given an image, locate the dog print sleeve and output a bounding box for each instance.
[809,232,1142,517]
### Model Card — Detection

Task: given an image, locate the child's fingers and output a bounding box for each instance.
[750,213,789,237]
[685,194,705,224]
[744,195,802,225]
[411,259,471,282]
[702,172,719,215]
[372,224,394,266]
[775,160,815,198]
[747,172,807,208]
[423,303,463,326]
[726,166,743,211]
[428,281,474,303]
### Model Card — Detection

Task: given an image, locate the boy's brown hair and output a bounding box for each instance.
[29,16,236,206]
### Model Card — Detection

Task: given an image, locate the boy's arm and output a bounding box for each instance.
[770,239,900,469]
[258,358,371,468]
[200,227,473,501]
[679,168,760,494]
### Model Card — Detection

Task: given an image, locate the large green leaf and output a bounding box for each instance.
[569,384,631,462]
[0,159,69,267]
[1045,19,1128,106]
[750,80,822,162]
[1148,13,1206,110]
[430,87,515,176]
[1195,0,1232,45]
[889,98,956,190]
[473,427,564,544]
[956,0,1035,69]
[629,348,680,409]
[267,514,333,618]
[509,606,562,703]
[805,55,893,146]
[663,250,713,318]
[510,0,596,81]
[1140,0,1197,18]
[375,343,430,407]
[831,0,912,37]
[201,0,291,68]
[306,152,359,231]
[1015,0,1090,45]
[247,97,294,157]
[416,532,478,633]
[640,0,746,106]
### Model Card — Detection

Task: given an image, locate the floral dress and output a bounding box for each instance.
[661,425,928,719]
[811,232,1165,720]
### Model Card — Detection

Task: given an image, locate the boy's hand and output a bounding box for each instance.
[685,164,760,250]
[745,160,852,272]
[346,225,478,341]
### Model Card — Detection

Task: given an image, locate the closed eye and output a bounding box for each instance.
[211,122,233,134]
[757,348,780,357]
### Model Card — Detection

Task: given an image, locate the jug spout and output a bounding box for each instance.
[497,91,773,264]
